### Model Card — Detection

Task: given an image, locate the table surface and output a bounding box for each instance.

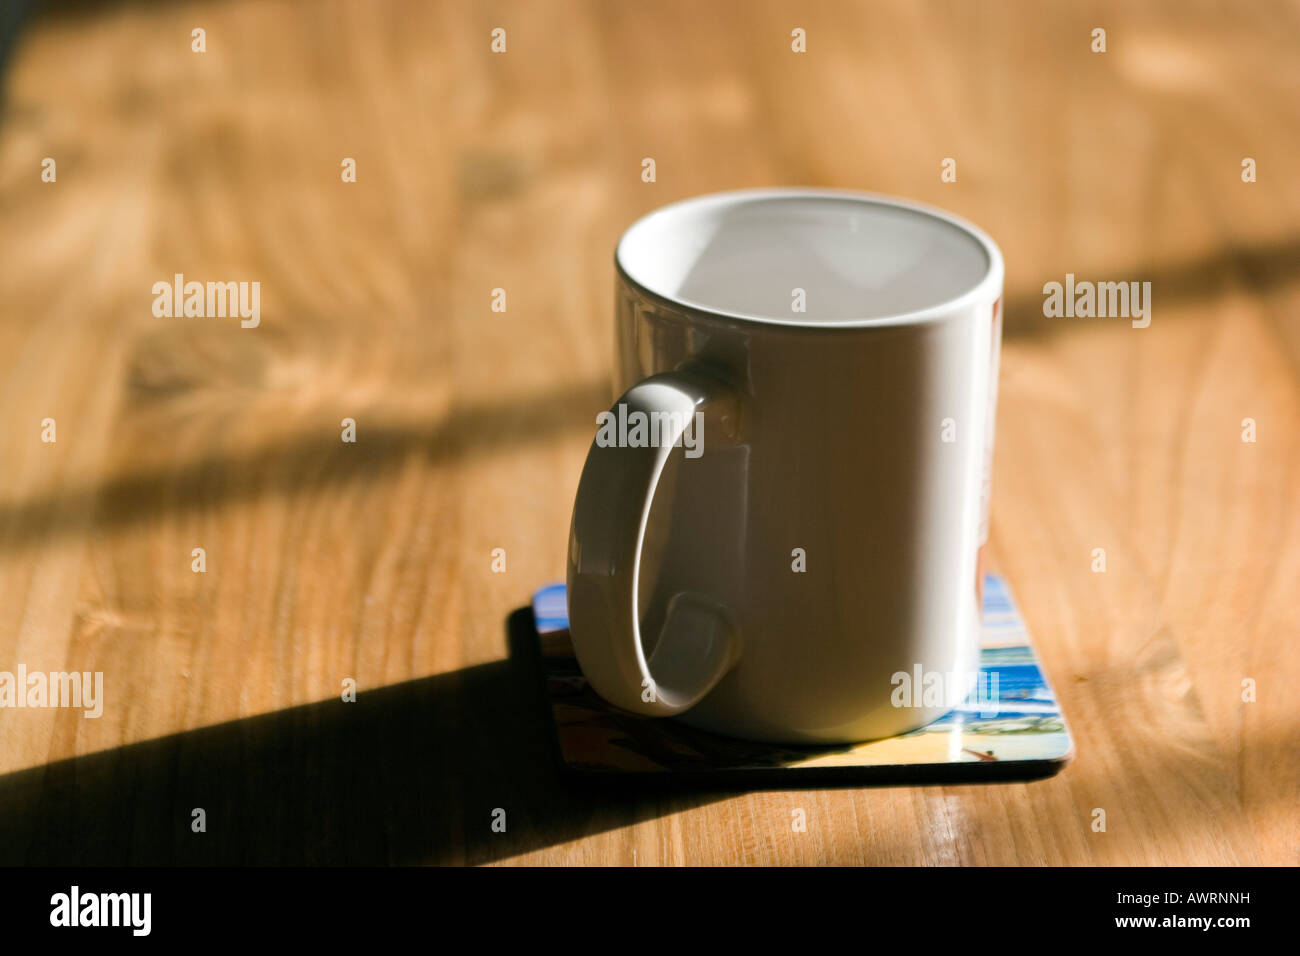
[0,0,1295,865]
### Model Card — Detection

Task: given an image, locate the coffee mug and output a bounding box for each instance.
[567,188,1003,744]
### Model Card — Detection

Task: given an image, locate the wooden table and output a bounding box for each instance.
[0,0,1295,865]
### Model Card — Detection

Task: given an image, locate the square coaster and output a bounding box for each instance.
[531,574,1073,785]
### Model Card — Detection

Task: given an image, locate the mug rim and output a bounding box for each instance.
[614,187,1004,330]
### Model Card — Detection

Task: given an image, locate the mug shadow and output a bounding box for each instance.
[0,608,721,866]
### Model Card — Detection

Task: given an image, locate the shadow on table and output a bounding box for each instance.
[1000,235,1300,339]
[0,379,612,555]
[0,608,721,865]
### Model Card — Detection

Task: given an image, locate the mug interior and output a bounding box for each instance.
[615,189,1002,327]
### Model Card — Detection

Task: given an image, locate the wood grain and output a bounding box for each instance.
[0,0,1295,865]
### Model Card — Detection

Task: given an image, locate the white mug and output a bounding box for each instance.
[567,188,1004,744]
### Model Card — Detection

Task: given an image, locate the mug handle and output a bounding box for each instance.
[567,368,742,716]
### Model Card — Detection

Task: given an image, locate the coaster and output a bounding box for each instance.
[530,574,1073,785]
